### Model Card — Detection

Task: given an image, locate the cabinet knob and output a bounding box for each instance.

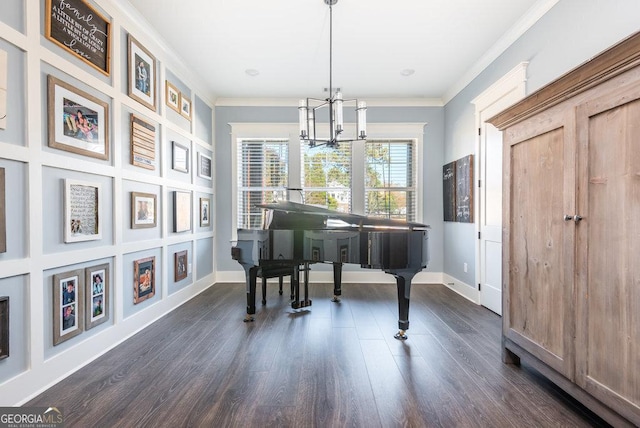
[574,215,583,222]
[564,215,573,221]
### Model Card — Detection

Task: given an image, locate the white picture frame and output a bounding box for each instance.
[64,178,102,243]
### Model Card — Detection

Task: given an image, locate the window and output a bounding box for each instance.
[301,143,351,212]
[236,138,288,229]
[365,139,416,221]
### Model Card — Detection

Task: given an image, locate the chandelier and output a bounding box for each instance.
[298,0,367,148]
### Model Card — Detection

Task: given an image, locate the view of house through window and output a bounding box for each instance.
[301,143,351,212]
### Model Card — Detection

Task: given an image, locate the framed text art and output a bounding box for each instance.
[45,0,111,76]
[172,141,189,173]
[0,296,8,359]
[442,161,456,222]
[174,250,188,282]
[127,34,156,111]
[48,75,109,160]
[131,192,157,229]
[53,269,84,345]
[165,81,180,113]
[199,197,210,227]
[85,263,109,330]
[133,256,155,304]
[455,154,474,223]
[64,178,102,243]
[130,114,156,170]
[180,95,192,120]
[174,191,191,233]
[197,152,212,180]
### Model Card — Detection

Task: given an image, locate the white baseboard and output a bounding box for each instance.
[442,273,479,304]
[216,269,443,285]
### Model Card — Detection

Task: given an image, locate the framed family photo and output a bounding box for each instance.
[174,250,188,282]
[0,296,8,359]
[133,256,155,304]
[48,75,109,160]
[85,263,109,330]
[64,179,102,243]
[131,192,157,229]
[53,269,84,346]
[197,152,212,180]
[200,197,210,227]
[174,191,191,233]
[172,141,189,173]
[180,95,192,120]
[165,81,180,113]
[127,34,156,111]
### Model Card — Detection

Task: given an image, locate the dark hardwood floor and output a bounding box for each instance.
[27,282,609,427]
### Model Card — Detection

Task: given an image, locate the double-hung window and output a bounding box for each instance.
[301,143,352,212]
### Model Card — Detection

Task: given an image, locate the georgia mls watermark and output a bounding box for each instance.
[0,407,63,428]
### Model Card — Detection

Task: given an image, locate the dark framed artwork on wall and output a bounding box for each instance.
[442,161,456,222]
[0,296,8,359]
[134,256,155,304]
[85,263,109,330]
[48,75,109,160]
[131,192,157,229]
[455,154,474,223]
[127,34,156,111]
[174,250,188,282]
[53,269,84,346]
[197,152,212,180]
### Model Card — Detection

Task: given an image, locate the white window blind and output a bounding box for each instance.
[365,139,416,221]
[301,143,351,213]
[237,138,288,229]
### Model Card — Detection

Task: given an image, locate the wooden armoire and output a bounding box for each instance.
[489,32,640,427]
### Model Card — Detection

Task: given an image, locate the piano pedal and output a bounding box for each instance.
[302,299,312,307]
[243,315,255,323]
[291,301,300,309]
[331,295,341,303]
[394,330,408,340]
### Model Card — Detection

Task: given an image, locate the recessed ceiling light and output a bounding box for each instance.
[400,69,415,77]
[245,69,260,77]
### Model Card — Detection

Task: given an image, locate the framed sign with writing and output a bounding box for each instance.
[442,161,456,222]
[130,114,156,170]
[455,154,474,223]
[64,178,102,243]
[197,152,212,180]
[45,0,111,76]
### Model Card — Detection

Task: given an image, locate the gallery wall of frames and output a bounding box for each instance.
[0,0,215,405]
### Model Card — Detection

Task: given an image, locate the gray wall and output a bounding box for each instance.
[442,0,640,285]
[214,105,445,273]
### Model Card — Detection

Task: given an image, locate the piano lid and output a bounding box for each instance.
[256,201,430,231]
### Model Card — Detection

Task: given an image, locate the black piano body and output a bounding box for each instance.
[231,201,430,339]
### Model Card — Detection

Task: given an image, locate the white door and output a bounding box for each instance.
[473,63,528,316]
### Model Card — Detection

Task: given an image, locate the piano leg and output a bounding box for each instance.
[278,276,284,295]
[291,265,301,309]
[244,266,258,322]
[302,262,312,307]
[392,272,415,340]
[261,275,267,305]
[332,262,342,302]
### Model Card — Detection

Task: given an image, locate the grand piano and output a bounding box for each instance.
[231,201,430,339]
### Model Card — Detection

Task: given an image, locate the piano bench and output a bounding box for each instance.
[257,266,296,304]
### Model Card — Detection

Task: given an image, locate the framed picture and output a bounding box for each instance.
[45,0,111,76]
[180,95,192,120]
[172,141,189,173]
[47,75,109,160]
[134,256,155,304]
[0,296,8,359]
[455,154,474,223]
[174,250,188,282]
[130,114,156,170]
[127,34,156,111]
[131,192,157,229]
[64,178,102,243]
[197,152,212,180]
[85,263,109,330]
[0,167,5,253]
[53,269,84,345]
[199,197,210,227]
[165,81,181,113]
[174,191,191,233]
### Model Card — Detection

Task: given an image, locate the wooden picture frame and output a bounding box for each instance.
[131,192,157,229]
[127,34,156,111]
[53,269,84,345]
[45,0,111,76]
[85,263,109,330]
[64,178,102,243]
[174,250,188,282]
[0,167,5,253]
[197,152,212,180]
[48,75,109,160]
[172,141,189,173]
[165,81,181,113]
[199,197,210,227]
[133,256,155,304]
[180,95,192,120]
[130,114,156,170]
[173,191,191,233]
[0,297,8,359]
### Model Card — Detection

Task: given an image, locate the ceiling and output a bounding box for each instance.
[123,0,557,103]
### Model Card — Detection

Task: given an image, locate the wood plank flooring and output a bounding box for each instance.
[27,282,610,427]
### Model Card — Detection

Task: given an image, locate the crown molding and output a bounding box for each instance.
[215,97,443,107]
